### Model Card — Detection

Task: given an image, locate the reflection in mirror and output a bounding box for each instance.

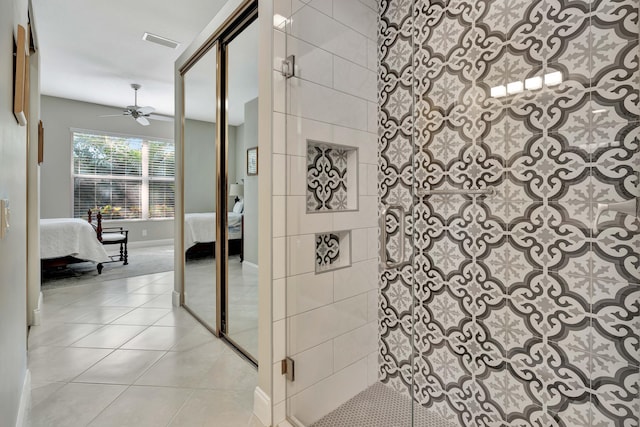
[226,19,259,360]
[183,45,218,330]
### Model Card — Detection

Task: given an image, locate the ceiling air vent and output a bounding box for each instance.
[142,32,180,49]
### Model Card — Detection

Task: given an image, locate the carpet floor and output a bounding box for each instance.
[42,244,175,289]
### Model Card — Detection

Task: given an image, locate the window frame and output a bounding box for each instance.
[70,128,175,221]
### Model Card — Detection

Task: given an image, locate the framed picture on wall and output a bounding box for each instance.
[38,120,44,164]
[247,146,258,176]
[13,24,27,126]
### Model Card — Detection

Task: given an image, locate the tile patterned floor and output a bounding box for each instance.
[27,271,262,427]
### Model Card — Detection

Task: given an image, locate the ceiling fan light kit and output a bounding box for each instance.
[99,83,156,126]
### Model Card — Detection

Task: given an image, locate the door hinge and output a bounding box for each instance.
[281,55,295,79]
[281,357,295,382]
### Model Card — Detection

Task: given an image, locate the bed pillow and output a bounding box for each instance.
[232,200,244,214]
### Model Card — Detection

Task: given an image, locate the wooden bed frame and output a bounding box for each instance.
[41,210,128,275]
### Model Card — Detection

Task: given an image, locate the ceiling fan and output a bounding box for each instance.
[100,84,163,126]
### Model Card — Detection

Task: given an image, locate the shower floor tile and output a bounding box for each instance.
[310,382,457,427]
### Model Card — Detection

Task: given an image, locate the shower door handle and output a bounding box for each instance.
[380,205,406,269]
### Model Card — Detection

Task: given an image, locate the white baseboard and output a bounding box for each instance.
[31,292,43,326]
[278,421,295,427]
[172,290,181,307]
[253,386,271,426]
[128,238,174,249]
[15,369,31,427]
[243,260,259,269]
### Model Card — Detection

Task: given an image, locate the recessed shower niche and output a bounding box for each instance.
[315,230,351,273]
[306,140,358,213]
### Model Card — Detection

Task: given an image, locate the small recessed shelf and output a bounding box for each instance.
[306,140,358,213]
[315,230,351,273]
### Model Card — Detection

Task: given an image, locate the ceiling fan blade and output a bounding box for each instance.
[148,114,174,122]
[99,114,127,118]
[136,116,150,126]
[137,106,155,115]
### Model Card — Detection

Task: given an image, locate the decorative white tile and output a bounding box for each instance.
[289,358,368,426]
[286,271,334,316]
[333,56,376,102]
[273,237,286,279]
[273,29,286,71]
[273,195,286,238]
[290,4,368,67]
[333,259,377,301]
[333,321,377,371]
[273,318,286,362]
[351,228,368,263]
[333,0,377,40]
[287,116,333,157]
[273,154,287,196]
[273,278,286,322]
[287,34,334,88]
[287,340,334,395]
[290,77,368,131]
[273,112,286,154]
[287,234,316,276]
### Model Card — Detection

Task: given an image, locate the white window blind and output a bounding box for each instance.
[73,131,175,220]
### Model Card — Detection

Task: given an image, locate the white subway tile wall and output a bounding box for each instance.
[271,1,379,424]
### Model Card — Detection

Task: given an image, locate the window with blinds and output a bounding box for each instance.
[72,131,175,220]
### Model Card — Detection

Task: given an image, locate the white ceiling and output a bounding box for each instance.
[32,0,258,125]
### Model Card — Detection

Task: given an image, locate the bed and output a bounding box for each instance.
[184,211,243,260]
[40,218,110,274]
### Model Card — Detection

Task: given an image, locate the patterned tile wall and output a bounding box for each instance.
[379,1,639,426]
[307,143,349,211]
[316,233,341,270]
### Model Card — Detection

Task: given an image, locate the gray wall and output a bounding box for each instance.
[183,119,239,214]
[184,118,216,213]
[237,97,258,265]
[0,0,29,423]
[40,96,174,242]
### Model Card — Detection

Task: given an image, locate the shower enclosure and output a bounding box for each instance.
[277,0,639,426]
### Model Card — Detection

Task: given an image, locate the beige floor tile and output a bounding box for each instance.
[88,385,192,427]
[132,283,174,295]
[169,324,219,352]
[167,389,256,426]
[101,293,159,307]
[30,382,66,408]
[110,307,171,325]
[30,383,125,427]
[139,293,173,308]
[74,349,166,384]
[68,307,134,324]
[66,293,122,307]
[154,308,200,328]
[198,352,258,392]
[134,342,227,388]
[121,326,188,350]
[28,323,102,349]
[70,324,147,349]
[29,346,113,383]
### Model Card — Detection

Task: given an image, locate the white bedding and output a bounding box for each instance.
[184,212,243,250]
[40,218,110,263]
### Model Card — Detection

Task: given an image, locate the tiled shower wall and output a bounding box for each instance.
[271,0,379,425]
[379,1,639,426]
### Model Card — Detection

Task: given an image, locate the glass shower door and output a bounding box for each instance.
[280,0,418,425]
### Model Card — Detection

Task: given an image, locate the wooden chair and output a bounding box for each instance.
[88,209,129,265]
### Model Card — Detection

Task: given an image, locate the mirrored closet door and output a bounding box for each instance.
[182,43,219,333]
[180,0,258,364]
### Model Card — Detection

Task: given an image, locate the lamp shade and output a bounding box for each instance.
[229,183,244,197]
